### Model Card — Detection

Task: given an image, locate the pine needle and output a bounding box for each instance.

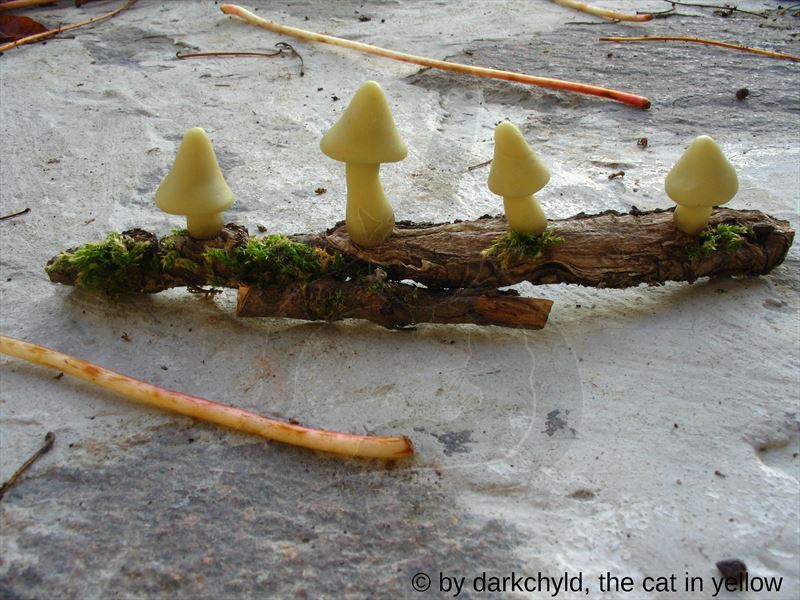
[0,0,137,54]
[600,35,800,62]
[220,3,651,109]
[551,0,653,22]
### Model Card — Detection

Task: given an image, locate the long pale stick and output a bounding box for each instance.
[0,0,136,54]
[551,0,653,21]
[220,4,651,109]
[601,35,800,62]
[0,335,414,459]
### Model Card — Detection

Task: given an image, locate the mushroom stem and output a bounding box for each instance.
[186,213,225,240]
[503,195,548,235]
[345,163,395,248]
[673,205,712,235]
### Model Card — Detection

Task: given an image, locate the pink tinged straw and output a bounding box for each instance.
[0,335,414,459]
[219,4,651,109]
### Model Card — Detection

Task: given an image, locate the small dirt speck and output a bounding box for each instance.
[716,559,747,580]
[431,430,475,456]
[570,489,595,499]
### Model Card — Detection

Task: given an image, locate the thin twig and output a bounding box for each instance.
[275,41,303,76]
[0,432,55,501]
[177,50,282,59]
[0,0,57,10]
[551,0,653,21]
[565,19,621,26]
[177,43,304,76]
[220,4,651,109]
[467,159,492,171]
[0,207,30,221]
[0,335,414,459]
[657,1,768,19]
[0,0,137,54]
[600,35,800,61]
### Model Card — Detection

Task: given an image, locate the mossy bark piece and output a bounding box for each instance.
[308,207,793,289]
[236,280,552,329]
[46,208,794,297]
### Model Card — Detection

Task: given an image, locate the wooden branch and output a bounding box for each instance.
[45,207,794,330]
[236,281,552,329]
[307,208,793,289]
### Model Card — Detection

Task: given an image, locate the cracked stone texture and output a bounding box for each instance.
[1,1,798,598]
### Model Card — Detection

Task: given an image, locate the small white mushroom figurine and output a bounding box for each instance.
[155,127,235,239]
[665,135,738,235]
[320,81,407,248]
[488,122,551,235]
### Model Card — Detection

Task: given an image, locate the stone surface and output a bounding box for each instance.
[1,1,798,598]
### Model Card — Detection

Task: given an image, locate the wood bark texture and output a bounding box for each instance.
[45,207,794,330]
[304,207,793,289]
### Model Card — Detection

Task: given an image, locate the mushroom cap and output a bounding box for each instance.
[155,127,235,216]
[488,122,550,198]
[665,135,738,208]
[320,81,407,164]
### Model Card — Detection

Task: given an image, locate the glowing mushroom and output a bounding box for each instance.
[320,81,407,248]
[665,135,738,235]
[488,122,551,235]
[155,127,235,239]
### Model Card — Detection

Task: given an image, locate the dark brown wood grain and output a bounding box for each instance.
[46,207,794,330]
[236,281,553,329]
[304,207,793,289]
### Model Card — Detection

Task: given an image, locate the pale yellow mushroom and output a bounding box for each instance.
[665,135,738,235]
[488,122,551,235]
[320,81,407,248]
[155,127,235,239]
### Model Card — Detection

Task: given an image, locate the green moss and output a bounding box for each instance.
[202,234,341,285]
[46,232,156,294]
[395,283,420,303]
[482,230,563,269]
[160,229,190,271]
[687,223,755,261]
[307,289,347,320]
[203,247,238,270]
[366,280,416,298]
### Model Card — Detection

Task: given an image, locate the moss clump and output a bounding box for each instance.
[307,289,347,320]
[160,229,195,272]
[482,230,563,268]
[46,232,157,294]
[687,223,755,261]
[365,280,420,303]
[202,234,340,285]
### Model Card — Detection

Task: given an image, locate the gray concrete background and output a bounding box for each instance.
[0,1,798,598]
